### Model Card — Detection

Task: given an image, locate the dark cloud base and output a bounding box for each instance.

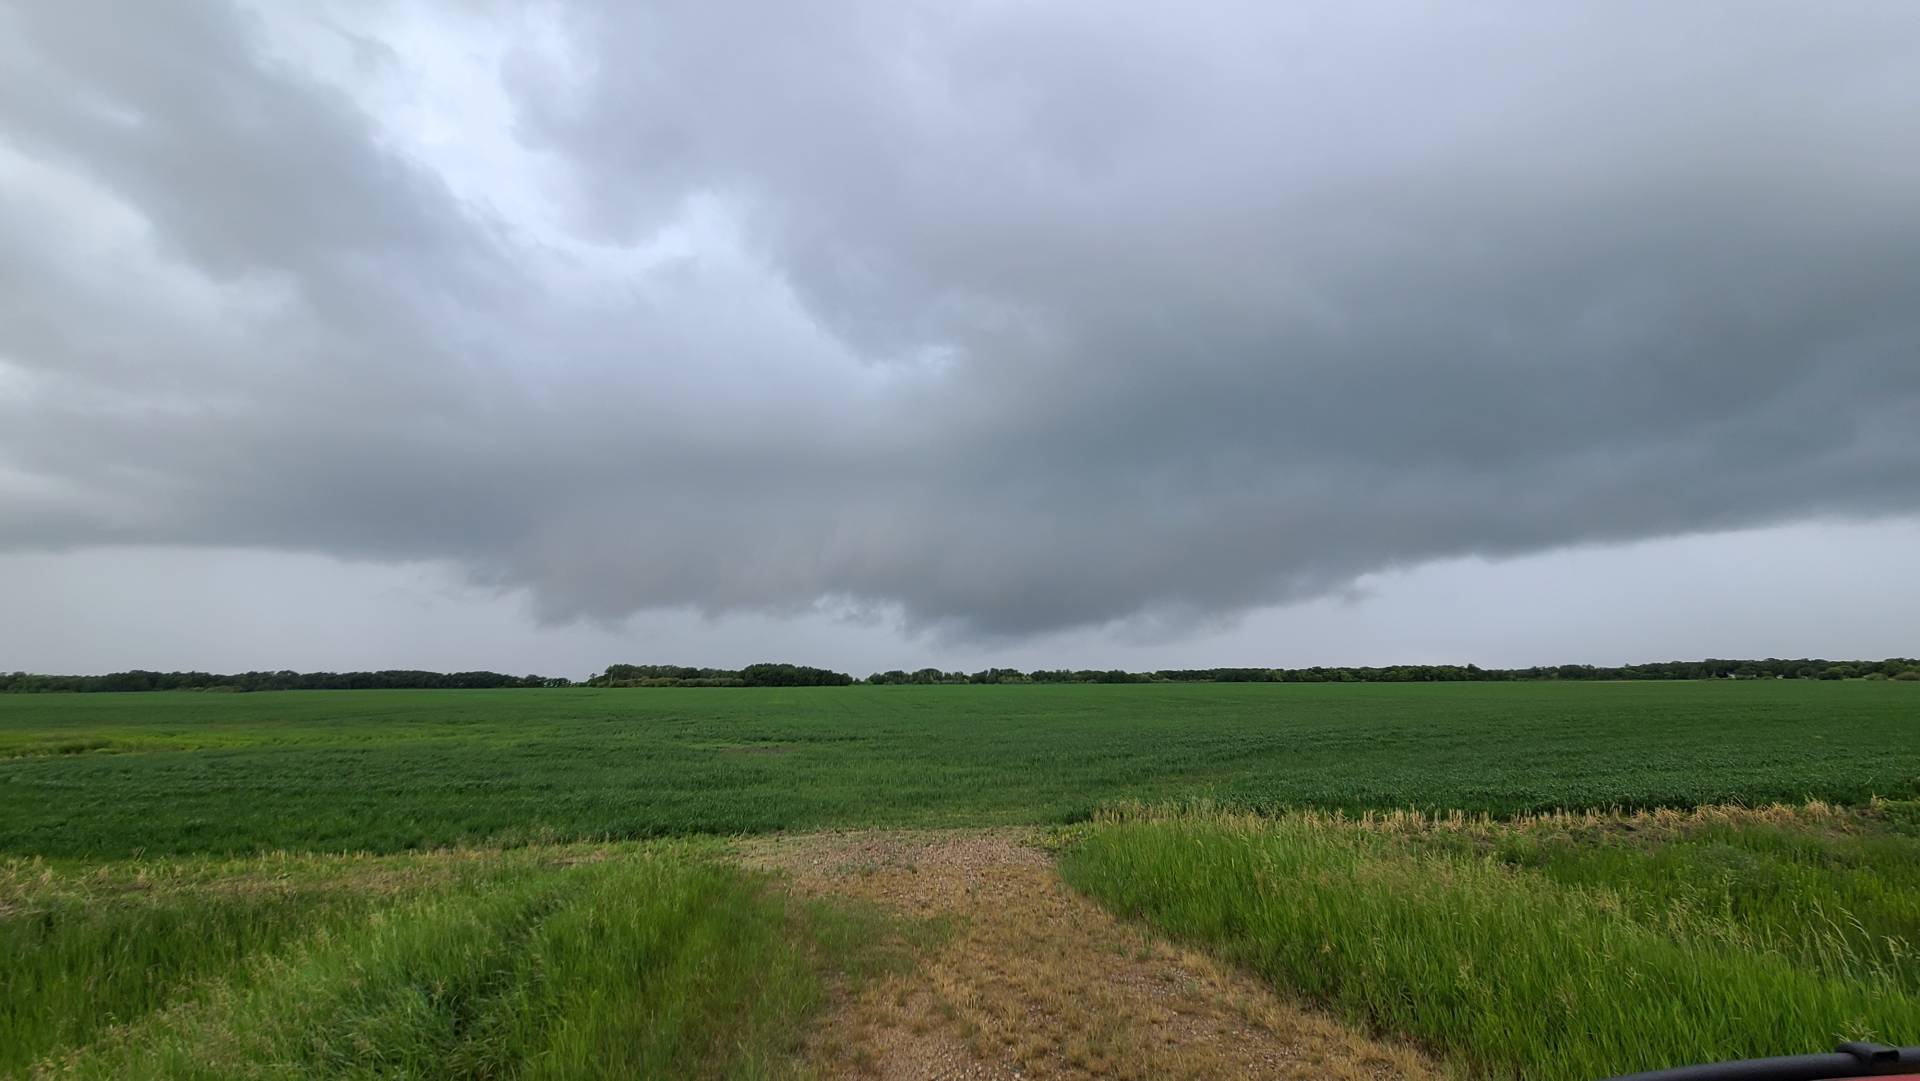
[2,1,1918,639]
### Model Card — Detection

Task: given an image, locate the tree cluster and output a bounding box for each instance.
[866,668,1150,684]
[585,663,854,688]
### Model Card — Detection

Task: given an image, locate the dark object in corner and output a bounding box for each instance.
[1602,1042,1920,1081]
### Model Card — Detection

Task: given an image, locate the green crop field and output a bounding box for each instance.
[2,681,1915,858]
[5,681,1918,1079]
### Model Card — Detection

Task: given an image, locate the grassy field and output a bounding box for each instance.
[4,841,915,1079]
[4,681,1917,1078]
[2,681,1916,858]
[1058,801,1920,1081]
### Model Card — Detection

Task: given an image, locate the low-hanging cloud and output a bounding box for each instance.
[2,0,1917,640]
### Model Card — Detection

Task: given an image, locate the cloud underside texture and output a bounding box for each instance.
[2,1,1917,637]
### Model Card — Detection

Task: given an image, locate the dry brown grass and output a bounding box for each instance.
[738,829,1439,1081]
[0,842,629,918]
[1089,797,1880,842]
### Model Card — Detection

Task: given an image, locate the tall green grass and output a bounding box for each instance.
[6,845,890,1080]
[1058,804,1920,1081]
[2,849,522,1075]
[4,877,376,1075]
[1420,804,1920,991]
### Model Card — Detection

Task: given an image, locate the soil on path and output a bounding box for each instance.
[737,829,1440,1081]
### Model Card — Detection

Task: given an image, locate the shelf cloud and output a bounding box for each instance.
[3,0,1917,641]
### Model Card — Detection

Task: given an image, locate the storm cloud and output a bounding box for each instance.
[3,0,1918,640]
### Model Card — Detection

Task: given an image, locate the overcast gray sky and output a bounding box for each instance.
[2,0,1917,675]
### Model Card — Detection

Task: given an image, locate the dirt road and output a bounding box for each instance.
[738,829,1439,1081]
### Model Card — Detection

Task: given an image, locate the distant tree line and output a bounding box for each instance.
[5,658,1915,694]
[0,670,572,694]
[867,658,1920,684]
[866,668,1152,684]
[586,663,855,688]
